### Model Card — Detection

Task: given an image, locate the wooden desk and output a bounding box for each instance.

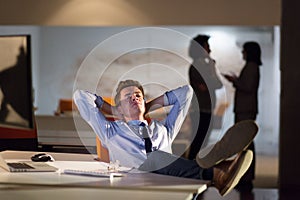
[0,151,208,199]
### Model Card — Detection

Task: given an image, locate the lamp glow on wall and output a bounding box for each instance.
[208,30,244,74]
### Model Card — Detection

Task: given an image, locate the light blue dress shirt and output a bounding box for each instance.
[73,85,193,168]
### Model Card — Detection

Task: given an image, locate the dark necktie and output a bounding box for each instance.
[140,122,152,153]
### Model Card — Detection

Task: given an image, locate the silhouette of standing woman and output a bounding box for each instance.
[224,41,262,189]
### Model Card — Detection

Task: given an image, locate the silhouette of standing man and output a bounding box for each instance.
[187,35,222,160]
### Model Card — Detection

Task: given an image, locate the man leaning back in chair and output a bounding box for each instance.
[73,79,258,196]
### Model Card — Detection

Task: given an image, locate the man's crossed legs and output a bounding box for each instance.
[139,120,258,196]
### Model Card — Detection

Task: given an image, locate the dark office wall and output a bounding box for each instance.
[280,0,300,190]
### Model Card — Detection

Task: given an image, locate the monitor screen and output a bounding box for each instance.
[0,35,34,130]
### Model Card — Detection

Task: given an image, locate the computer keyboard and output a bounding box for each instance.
[7,162,34,169]
[63,169,124,177]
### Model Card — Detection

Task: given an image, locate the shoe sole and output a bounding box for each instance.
[196,120,258,168]
[220,150,253,196]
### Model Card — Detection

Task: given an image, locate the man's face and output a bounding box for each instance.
[242,49,247,60]
[117,86,145,119]
[203,42,211,54]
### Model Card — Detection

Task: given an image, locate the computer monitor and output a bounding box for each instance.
[0,34,36,151]
[0,34,33,129]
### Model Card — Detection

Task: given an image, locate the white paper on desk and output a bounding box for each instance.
[48,161,132,172]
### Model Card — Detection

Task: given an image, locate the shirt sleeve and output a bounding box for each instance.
[163,85,193,141]
[73,90,110,144]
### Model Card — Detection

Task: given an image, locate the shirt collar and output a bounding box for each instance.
[127,120,148,126]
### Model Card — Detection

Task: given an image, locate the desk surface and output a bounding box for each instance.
[0,185,194,200]
[0,150,208,199]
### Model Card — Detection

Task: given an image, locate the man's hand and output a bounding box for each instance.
[94,94,119,117]
[94,94,104,108]
[222,73,237,82]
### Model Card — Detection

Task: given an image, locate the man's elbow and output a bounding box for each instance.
[185,85,193,100]
[73,89,83,101]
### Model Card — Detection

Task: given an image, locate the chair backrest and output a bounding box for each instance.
[96,137,110,162]
[95,97,115,163]
[55,99,77,116]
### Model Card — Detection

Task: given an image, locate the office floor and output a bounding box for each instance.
[253,154,278,188]
[196,187,278,200]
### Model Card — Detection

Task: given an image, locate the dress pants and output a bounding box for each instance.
[188,111,212,160]
[138,150,213,180]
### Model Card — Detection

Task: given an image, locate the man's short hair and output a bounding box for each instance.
[193,34,210,47]
[189,34,210,59]
[114,80,144,106]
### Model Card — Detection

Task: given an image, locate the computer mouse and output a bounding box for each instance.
[31,153,54,162]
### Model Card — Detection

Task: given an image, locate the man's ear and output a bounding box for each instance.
[117,105,126,116]
[116,105,122,114]
[144,98,148,114]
